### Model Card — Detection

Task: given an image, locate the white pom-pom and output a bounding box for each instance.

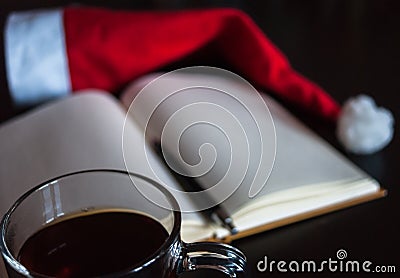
[336,95,394,154]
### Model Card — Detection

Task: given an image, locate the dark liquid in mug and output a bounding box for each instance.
[18,210,169,277]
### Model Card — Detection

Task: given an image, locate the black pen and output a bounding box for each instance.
[153,142,238,235]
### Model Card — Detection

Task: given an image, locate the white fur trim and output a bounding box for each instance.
[5,9,71,106]
[337,95,394,154]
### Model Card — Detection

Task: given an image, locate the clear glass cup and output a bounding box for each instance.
[0,169,246,277]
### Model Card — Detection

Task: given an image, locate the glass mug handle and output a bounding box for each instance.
[180,241,247,277]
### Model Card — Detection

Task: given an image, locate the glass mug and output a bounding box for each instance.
[0,169,246,278]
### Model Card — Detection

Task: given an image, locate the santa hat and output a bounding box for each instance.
[4,7,393,154]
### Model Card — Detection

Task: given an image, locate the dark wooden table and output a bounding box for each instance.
[1,1,399,277]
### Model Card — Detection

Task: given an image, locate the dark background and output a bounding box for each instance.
[1,1,399,277]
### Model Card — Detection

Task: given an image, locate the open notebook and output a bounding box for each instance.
[0,72,385,248]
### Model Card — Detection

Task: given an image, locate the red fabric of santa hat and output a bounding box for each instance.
[4,7,393,154]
